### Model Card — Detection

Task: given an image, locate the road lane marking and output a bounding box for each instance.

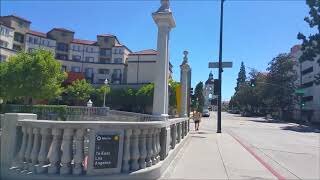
[227,130,286,180]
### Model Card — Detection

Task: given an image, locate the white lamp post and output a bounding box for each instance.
[103,78,108,107]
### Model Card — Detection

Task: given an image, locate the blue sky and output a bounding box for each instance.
[1,0,315,100]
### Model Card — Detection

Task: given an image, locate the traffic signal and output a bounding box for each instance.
[214,79,219,95]
[190,88,194,95]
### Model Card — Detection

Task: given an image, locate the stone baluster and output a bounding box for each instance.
[170,124,176,149]
[24,127,33,169]
[156,128,161,163]
[18,126,28,168]
[73,129,85,175]
[122,129,132,172]
[60,128,74,175]
[130,129,141,171]
[181,122,185,139]
[29,128,41,172]
[151,128,157,165]
[145,128,154,167]
[37,128,51,174]
[48,128,62,174]
[177,123,181,143]
[139,129,148,169]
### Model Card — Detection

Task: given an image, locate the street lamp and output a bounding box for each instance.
[103,78,108,107]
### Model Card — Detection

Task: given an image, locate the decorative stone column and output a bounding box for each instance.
[1,113,37,172]
[152,0,176,118]
[180,51,191,117]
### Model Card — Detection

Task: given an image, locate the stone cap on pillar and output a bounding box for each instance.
[152,0,176,28]
[180,51,191,71]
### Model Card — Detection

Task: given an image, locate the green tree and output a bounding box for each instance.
[193,81,204,112]
[91,85,111,107]
[0,49,66,104]
[235,61,247,92]
[169,80,180,108]
[65,79,94,105]
[297,0,320,84]
[264,54,297,118]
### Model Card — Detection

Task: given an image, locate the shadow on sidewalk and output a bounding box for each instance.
[248,119,289,124]
[280,125,320,133]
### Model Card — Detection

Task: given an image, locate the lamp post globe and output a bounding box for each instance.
[103,78,109,107]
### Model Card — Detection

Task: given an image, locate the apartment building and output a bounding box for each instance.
[0,15,172,86]
[290,45,320,123]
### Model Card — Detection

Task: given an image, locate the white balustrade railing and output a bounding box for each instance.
[5,117,190,177]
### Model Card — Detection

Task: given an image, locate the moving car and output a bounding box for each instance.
[202,109,210,117]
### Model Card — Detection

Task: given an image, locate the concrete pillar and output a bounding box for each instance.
[152,0,176,118]
[1,113,37,174]
[180,51,191,117]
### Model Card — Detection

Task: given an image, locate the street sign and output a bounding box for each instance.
[295,89,305,95]
[208,61,233,68]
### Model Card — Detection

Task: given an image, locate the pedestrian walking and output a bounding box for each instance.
[193,111,202,131]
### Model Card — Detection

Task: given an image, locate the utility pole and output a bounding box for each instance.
[217,0,224,133]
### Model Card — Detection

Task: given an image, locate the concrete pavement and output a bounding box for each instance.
[161,112,320,180]
[161,112,278,180]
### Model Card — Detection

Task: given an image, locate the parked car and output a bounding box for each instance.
[202,109,210,117]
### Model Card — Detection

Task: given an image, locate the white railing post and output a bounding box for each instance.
[73,129,85,175]
[139,129,148,169]
[37,128,51,174]
[17,126,28,168]
[155,128,161,163]
[60,128,74,175]
[1,113,37,173]
[48,128,62,174]
[170,124,176,149]
[146,128,154,167]
[130,129,141,171]
[24,127,33,170]
[122,129,132,172]
[30,128,40,172]
[177,123,181,143]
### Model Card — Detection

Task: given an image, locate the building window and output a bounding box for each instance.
[56,54,68,60]
[85,68,93,77]
[13,44,22,51]
[98,69,109,74]
[85,57,94,62]
[100,48,111,56]
[72,45,81,51]
[85,47,94,53]
[72,55,81,61]
[0,27,11,37]
[28,36,33,43]
[0,55,7,62]
[104,37,109,43]
[71,66,81,72]
[13,32,24,43]
[0,40,9,48]
[302,67,313,76]
[61,65,67,72]
[114,58,122,63]
[33,37,39,44]
[99,58,111,64]
[57,43,68,52]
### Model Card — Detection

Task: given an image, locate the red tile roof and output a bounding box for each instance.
[129,49,158,56]
[27,30,47,38]
[71,38,97,45]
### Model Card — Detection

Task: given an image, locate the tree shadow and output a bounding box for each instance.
[191,135,207,139]
[281,125,320,133]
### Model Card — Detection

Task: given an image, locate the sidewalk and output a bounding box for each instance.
[160,119,278,180]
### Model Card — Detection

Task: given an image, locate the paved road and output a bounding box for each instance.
[162,112,320,180]
[220,112,320,180]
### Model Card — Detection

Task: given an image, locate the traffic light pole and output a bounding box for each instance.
[217,0,224,133]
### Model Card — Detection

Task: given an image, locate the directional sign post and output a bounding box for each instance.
[209,62,233,69]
